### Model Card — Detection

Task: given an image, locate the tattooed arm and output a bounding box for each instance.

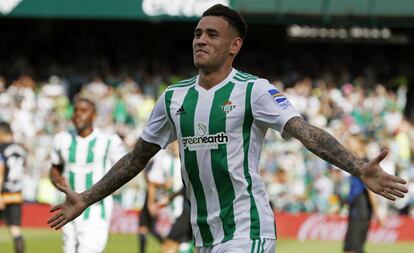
[284,116,407,200]
[48,138,161,229]
[284,117,364,176]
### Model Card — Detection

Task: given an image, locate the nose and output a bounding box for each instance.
[195,33,208,45]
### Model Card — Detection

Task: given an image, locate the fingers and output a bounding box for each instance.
[384,188,405,198]
[373,149,389,164]
[386,174,407,185]
[378,191,396,201]
[387,181,408,194]
[50,204,62,213]
[48,215,65,228]
[47,212,62,224]
[56,182,69,193]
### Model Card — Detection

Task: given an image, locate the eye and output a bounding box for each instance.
[194,31,201,38]
[208,33,218,38]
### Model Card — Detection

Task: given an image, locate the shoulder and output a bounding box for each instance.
[54,130,72,140]
[232,70,259,83]
[166,76,197,91]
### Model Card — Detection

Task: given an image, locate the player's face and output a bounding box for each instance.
[193,16,239,71]
[72,101,95,133]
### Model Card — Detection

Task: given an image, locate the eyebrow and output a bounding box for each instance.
[194,27,220,34]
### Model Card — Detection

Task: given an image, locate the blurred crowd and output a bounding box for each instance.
[0,68,413,219]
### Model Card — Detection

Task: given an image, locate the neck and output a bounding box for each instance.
[77,127,94,138]
[198,63,233,90]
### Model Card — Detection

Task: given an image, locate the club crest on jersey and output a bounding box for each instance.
[196,122,208,136]
[268,89,291,110]
[221,101,236,114]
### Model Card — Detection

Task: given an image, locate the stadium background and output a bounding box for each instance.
[1,0,414,252]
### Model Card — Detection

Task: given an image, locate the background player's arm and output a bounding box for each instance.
[49,164,67,188]
[146,180,159,216]
[284,116,407,200]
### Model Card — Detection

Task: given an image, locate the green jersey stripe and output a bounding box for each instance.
[83,172,93,220]
[169,77,197,89]
[243,82,261,238]
[235,71,254,78]
[165,90,174,125]
[209,82,236,242]
[251,239,257,253]
[234,76,258,82]
[68,137,77,163]
[260,238,265,253]
[180,87,214,245]
[235,71,257,79]
[86,138,97,163]
[168,80,196,89]
[177,76,196,84]
[69,171,75,191]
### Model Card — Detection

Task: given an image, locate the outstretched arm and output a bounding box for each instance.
[284,116,407,200]
[48,138,161,229]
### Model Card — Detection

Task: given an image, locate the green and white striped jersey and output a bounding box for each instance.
[51,128,126,221]
[141,68,301,247]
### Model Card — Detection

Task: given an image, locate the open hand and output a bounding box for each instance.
[47,183,87,230]
[361,150,408,201]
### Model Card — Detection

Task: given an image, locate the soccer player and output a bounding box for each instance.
[137,161,163,253]
[0,122,26,253]
[49,98,126,253]
[48,4,408,253]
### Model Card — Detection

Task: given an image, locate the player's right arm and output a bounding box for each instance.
[48,138,161,229]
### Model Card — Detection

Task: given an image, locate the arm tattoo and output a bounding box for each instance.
[284,117,364,176]
[81,138,160,206]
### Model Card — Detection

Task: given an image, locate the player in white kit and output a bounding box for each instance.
[48,4,408,253]
[49,98,126,253]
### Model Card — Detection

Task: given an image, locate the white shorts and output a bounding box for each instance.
[197,238,276,253]
[62,213,111,253]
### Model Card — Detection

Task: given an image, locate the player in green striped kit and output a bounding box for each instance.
[48,4,408,253]
[49,98,126,253]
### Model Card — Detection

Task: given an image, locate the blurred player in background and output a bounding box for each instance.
[48,4,408,253]
[147,141,192,253]
[49,98,126,253]
[0,122,26,253]
[137,159,163,253]
[343,136,383,253]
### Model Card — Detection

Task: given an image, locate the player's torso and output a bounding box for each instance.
[56,130,112,192]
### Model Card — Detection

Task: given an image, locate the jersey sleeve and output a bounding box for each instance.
[141,92,177,149]
[251,79,302,136]
[108,134,128,165]
[50,133,64,166]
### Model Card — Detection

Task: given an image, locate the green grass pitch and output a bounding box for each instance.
[1,228,414,253]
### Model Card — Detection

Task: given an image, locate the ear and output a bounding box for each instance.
[230,37,243,56]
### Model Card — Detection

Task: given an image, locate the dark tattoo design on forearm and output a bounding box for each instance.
[82,138,160,206]
[284,117,364,176]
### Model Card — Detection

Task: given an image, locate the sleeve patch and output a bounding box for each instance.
[267,89,292,110]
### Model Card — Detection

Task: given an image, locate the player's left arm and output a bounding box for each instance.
[283,116,408,200]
